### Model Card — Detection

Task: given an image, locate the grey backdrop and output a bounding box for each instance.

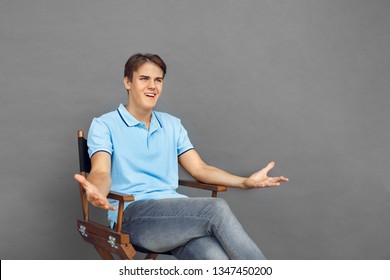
[1,0,389,260]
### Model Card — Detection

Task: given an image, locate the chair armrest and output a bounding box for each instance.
[179,180,228,193]
[107,191,134,202]
[106,191,134,233]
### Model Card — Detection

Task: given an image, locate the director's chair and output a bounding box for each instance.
[76,130,227,259]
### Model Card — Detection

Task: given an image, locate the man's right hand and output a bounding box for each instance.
[74,174,116,210]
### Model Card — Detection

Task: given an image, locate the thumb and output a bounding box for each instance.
[74,174,96,194]
[74,174,88,186]
[264,161,275,173]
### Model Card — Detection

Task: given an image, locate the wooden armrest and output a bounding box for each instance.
[105,191,134,233]
[107,191,134,202]
[179,180,228,193]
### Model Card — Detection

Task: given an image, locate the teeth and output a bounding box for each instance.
[145,93,156,97]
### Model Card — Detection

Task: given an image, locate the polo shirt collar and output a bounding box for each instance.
[150,111,162,133]
[117,104,162,131]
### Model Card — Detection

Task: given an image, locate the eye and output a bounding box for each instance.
[156,78,163,83]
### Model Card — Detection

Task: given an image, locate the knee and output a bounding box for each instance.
[208,198,232,219]
[212,198,229,210]
[202,246,230,260]
[180,237,230,260]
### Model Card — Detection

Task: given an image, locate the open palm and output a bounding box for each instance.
[243,162,288,189]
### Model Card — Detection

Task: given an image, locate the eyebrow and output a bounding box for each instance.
[139,75,163,80]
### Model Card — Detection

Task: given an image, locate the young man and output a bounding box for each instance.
[74,53,288,259]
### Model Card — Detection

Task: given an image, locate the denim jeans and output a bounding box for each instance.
[121,197,266,260]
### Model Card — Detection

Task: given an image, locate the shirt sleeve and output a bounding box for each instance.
[87,118,113,158]
[177,120,194,156]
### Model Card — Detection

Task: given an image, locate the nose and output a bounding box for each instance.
[147,80,156,89]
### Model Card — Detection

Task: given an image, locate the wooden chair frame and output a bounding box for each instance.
[76,130,227,259]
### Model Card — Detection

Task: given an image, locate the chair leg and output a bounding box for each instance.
[94,246,115,260]
[118,244,137,260]
[145,253,158,260]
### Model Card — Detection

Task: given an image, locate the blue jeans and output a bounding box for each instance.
[121,197,266,260]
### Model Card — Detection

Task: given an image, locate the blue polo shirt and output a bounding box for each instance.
[87,104,194,225]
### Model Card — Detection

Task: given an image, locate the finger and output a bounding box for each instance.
[107,204,116,210]
[107,205,116,211]
[89,195,115,209]
[94,200,115,211]
[88,191,107,203]
[267,180,280,186]
[255,184,279,188]
[274,176,289,182]
[92,198,107,207]
[255,182,276,188]
[87,193,99,201]
[267,176,287,183]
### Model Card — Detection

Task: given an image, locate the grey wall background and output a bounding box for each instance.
[1,0,389,260]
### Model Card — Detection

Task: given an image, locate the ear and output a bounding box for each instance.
[124,76,131,90]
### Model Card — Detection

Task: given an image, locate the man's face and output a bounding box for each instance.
[124,62,164,113]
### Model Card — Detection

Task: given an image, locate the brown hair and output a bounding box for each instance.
[124,53,167,81]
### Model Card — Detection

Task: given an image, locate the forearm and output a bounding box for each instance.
[192,164,246,189]
[87,171,112,197]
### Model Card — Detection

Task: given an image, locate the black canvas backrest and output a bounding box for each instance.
[78,134,91,173]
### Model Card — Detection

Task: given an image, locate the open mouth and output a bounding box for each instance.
[145,93,157,98]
